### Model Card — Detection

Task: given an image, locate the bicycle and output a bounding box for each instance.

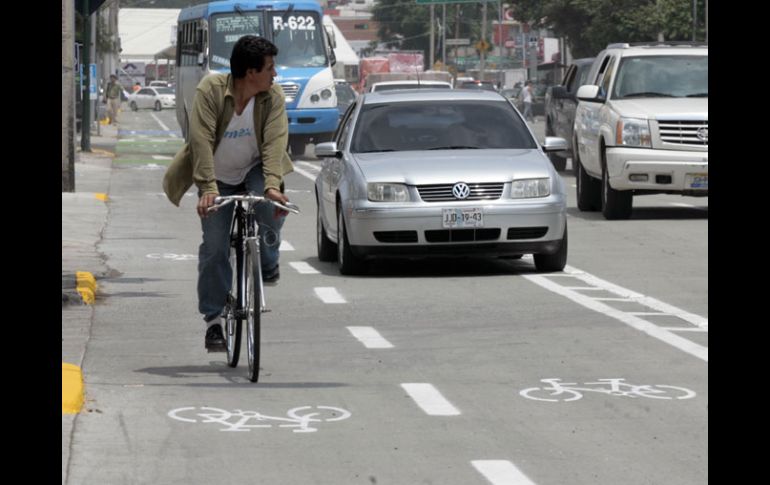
[208,194,299,382]
[519,378,696,402]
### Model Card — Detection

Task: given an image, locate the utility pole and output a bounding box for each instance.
[429,4,435,69]
[62,0,76,191]
[692,0,697,41]
[81,0,92,152]
[480,2,487,79]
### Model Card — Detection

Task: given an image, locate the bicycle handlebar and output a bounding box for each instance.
[208,195,300,214]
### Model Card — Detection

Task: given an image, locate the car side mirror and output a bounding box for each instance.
[543,137,569,153]
[551,85,568,99]
[576,85,601,101]
[315,142,341,158]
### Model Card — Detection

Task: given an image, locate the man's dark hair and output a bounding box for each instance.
[230,35,278,78]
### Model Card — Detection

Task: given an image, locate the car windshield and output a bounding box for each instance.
[351,100,537,153]
[155,88,174,94]
[612,55,708,99]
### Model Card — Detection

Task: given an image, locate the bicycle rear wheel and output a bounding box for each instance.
[245,239,262,382]
[225,235,243,367]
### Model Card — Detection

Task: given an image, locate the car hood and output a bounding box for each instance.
[350,150,551,184]
[610,98,708,120]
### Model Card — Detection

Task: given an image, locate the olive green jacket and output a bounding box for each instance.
[163,73,293,206]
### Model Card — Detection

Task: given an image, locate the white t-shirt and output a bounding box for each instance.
[214,97,260,185]
[522,86,533,103]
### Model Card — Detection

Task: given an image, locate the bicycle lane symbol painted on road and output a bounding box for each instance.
[167,406,352,433]
[519,378,696,402]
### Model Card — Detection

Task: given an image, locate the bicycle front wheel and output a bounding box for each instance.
[225,236,243,367]
[245,239,262,382]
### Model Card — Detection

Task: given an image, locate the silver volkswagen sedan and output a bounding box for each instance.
[314,89,569,275]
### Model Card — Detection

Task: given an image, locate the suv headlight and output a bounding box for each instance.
[616,118,652,147]
[367,183,409,202]
[511,178,550,198]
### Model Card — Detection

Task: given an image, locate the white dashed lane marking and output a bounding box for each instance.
[401,383,461,416]
[314,287,346,304]
[289,262,320,274]
[346,326,394,349]
[471,460,537,485]
[279,241,295,251]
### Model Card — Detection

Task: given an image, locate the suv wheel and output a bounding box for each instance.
[601,159,633,220]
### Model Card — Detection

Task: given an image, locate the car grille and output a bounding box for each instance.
[507,227,548,240]
[374,231,418,243]
[280,83,300,103]
[417,183,504,202]
[425,228,501,242]
[658,120,708,146]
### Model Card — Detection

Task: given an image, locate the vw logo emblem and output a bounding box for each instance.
[452,182,471,200]
[697,127,708,142]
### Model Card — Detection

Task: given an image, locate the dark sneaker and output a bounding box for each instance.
[262,265,280,284]
[205,324,226,352]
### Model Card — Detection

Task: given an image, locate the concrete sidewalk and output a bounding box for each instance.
[62,123,118,485]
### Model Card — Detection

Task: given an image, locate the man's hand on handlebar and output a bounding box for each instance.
[198,192,220,218]
[265,187,290,218]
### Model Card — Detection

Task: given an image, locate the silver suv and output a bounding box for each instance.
[573,42,708,219]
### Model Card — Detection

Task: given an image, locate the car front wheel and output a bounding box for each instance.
[337,203,366,275]
[534,224,568,272]
[130,101,138,111]
[154,101,162,111]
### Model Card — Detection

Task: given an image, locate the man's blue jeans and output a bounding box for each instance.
[198,164,285,323]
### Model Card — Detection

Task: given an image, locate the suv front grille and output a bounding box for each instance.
[280,83,300,103]
[417,183,504,202]
[659,120,708,146]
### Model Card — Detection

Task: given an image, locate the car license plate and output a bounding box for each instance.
[442,208,483,228]
[686,173,708,190]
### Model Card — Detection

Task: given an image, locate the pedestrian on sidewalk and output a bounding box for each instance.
[162,35,294,352]
[521,80,534,122]
[104,74,122,125]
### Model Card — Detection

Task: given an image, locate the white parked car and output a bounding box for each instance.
[573,42,708,219]
[128,87,176,111]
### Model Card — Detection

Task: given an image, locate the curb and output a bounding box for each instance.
[62,271,98,305]
[62,363,84,414]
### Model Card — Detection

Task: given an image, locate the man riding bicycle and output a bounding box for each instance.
[163,36,294,351]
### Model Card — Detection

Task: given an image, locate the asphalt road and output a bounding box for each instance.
[64,106,707,485]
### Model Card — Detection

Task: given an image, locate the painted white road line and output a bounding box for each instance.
[290,261,320,274]
[347,326,394,349]
[671,202,708,210]
[660,327,709,332]
[292,164,319,182]
[401,383,461,416]
[279,241,295,251]
[563,265,708,329]
[150,113,173,134]
[472,460,537,485]
[151,155,173,160]
[523,271,708,362]
[314,287,346,304]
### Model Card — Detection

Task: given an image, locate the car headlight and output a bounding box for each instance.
[511,178,550,198]
[367,183,409,202]
[616,118,651,147]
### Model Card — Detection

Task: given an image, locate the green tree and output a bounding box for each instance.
[512,0,705,58]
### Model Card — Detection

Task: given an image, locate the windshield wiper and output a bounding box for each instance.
[686,93,708,97]
[621,92,675,98]
[427,146,480,150]
[234,5,261,35]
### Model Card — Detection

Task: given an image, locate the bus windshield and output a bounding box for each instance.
[270,11,327,68]
[209,12,264,70]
